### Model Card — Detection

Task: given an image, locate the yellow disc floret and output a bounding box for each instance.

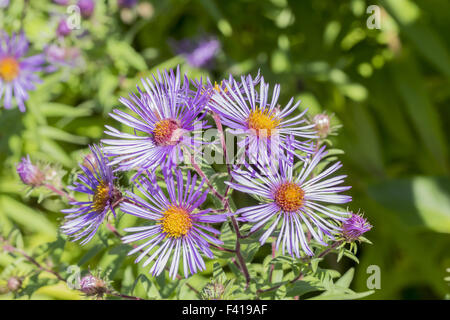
[247,107,280,137]
[213,81,228,94]
[153,119,180,146]
[160,205,192,238]
[274,182,305,212]
[93,181,110,212]
[0,57,20,82]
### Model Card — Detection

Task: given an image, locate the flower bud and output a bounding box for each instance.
[57,19,72,37]
[16,156,45,187]
[77,0,95,18]
[342,212,372,242]
[313,113,331,138]
[201,281,226,300]
[7,276,22,292]
[80,275,107,297]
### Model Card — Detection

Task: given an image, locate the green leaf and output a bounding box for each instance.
[39,103,93,118]
[369,176,450,233]
[286,280,322,298]
[0,195,56,237]
[335,268,354,289]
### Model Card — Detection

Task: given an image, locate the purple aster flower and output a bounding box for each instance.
[16,155,44,187]
[77,0,95,18]
[56,19,72,37]
[118,0,138,9]
[208,74,317,164]
[102,67,209,176]
[196,70,262,100]
[228,146,352,257]
[61,144,122,245]
[121,169,227,279]
[171,36,220,69]
[44,44,83,72]
[0,32,45,112]
[0,0,10,9]
[342,212,372,242]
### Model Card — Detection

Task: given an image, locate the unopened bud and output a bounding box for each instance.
[201,281,226,300]
[77,0,95,18]
[16,156,45,187]
[342,212,372,242]
[7,276,22,292]
[313,113,331,138]
[57,19,72,37]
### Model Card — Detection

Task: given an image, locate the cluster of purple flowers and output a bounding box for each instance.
[51,66,371,279]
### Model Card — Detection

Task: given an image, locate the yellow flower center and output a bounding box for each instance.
[247,107,280,137]
[153,119,181,146]
[213,81,228,94]
[0,57,20,82]
[160,205,192,238]
[93,181,110,212]
[274,182,305,212]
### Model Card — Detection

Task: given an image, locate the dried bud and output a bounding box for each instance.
[7,276,22,292]
[201,281,226,300]
[80,275,107,297]
[342,212,372,242]
[313,113,331,138]
[16,156,45,187]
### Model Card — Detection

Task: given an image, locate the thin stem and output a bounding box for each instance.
[211,112,233,198]
[318,240,343,258]
[230,217,251,288]
[211,244,236,253]
[190,155,225,202]
[44,184,75,202]
[0,236,143,300]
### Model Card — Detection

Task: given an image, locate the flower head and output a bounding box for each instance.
[228,146,352,256]
[16,155,45,187]
[61,144,121,245]
[121,169,227,279]
[45,44,83,72]
[0,0,9,9]
[0,32,45,112]
[342,212,372,242]
[171,36,220,69]
[209,74,317,164]
[103,67,209,177]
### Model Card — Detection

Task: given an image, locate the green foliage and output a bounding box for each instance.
[0,0,449,300]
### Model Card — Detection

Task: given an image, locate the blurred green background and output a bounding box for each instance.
[1,0,449,299]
